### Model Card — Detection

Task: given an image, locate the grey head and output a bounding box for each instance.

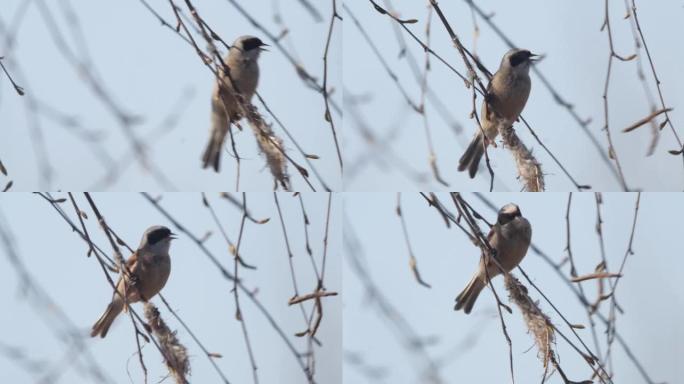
[500,48,539,75]
[231,35,269,62]
[497,203,522,226]
[139,225,176,253]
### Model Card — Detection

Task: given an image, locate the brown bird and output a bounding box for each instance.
[202,35,268,172]
[454,204,531,314]
[458,49,539,178]
[90,226,175,338]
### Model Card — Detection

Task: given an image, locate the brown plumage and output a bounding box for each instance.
[202,35,265,172]
[458,49,536,178]
[91,226,174,338]
[454,204,531,314]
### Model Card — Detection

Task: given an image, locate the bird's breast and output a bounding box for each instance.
[229,59,259,101]
[493,218,531,272]
[487,73,531,122]
[136,253,171,300]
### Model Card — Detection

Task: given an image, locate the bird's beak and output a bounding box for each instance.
[529,53,542,63]
[259,43,270,52]
[169,233,178,240]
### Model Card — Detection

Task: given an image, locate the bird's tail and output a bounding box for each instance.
[457,134,484,179]
[202,101,230,172]
[90,300,123,338]
[454,273,485,314]
[202,133,224,172]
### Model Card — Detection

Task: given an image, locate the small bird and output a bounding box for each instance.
[454,203,531,314]
[202,35,269,172]
[458,49,539,178]
[90,226,176,338]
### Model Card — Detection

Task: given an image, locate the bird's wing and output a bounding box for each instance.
[482,80,499,122]
[486,224,497,245]
[125,251,140,273]
[108,251,138,301]
[118,251,141,289]
[485,225,502,267]
[116,251,144,304]
[485,78,494,95]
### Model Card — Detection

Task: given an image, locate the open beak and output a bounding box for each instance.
[169,233,178,240]
[529,53,542,63]
[259,43,270,52]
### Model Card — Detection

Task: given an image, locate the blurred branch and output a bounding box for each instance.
[321,0,343,172]
[295,0,324,22]
[426,193,614,382]
[0,55,24,95]
[622,107,672,133]
[600,0,634,191]
[0,206,114,384]
[38,193,228,383]
[396,193,431,288]
[464,0,621,186]
[628,0,684,162]
[141,192,314,379]
[346,3,449,186]
[474,192,660,384]
[344,213,444,384]
[365,0,589,190]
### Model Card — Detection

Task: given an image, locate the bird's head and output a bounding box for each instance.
[501,48,540,74]
[497,203,522,225]
[232,35,269,62]
[140,225,176,253]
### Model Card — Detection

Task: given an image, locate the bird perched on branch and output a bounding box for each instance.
[202,35,269,172]
[90,225,176,338]
[458,49,539,178]
[454,203,531,314]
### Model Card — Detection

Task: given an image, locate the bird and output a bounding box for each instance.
[90,225,176,338]
[454,203,531,314]
[202,35,269,172]
[458,49,539,178]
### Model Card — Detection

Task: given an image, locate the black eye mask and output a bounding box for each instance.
[498,213,513,225]
[147,227,171,245]
[497,209,521,225]
[241,37,264,51]
[508,50,532,67]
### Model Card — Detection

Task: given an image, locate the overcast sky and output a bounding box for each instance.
[0,192,341,383]
[1,1,341,191]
